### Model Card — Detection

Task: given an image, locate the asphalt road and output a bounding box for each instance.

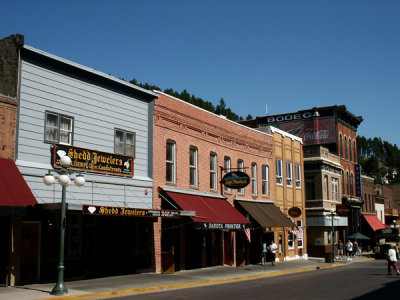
[107,260,400,300]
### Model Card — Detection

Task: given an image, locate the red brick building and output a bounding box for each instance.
[153,92,300,273]
[0,95,17,159]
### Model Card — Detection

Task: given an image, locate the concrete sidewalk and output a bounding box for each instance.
[0,256,374,300]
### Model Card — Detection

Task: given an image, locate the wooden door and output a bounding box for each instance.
[277,232,284,261]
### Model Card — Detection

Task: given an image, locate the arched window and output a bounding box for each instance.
[344,137,348,160]
[349,139,352,161]
[346,171,350,195]
[350,173,354,196]
[339,134,343,157]
[353,141,356,162]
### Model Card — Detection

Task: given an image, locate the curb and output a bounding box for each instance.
[38,259,375,300]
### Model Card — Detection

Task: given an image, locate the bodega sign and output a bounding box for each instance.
[221,171,250,189]
[264,110,320,123]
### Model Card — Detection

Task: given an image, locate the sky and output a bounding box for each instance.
[2,0,400,146]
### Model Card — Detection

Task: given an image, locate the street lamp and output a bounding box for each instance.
[326,208,339,263]
[43,155,85,295]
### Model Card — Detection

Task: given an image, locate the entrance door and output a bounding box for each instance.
[223,232,232,265]
[277,232,284,262]
[21,222,40,283]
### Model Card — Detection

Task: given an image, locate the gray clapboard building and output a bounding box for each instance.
[0,34,157,285]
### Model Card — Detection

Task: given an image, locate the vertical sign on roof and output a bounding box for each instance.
[355,164,362,197]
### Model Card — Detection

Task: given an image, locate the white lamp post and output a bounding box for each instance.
[43,155,84,295]
[326,208,340,263]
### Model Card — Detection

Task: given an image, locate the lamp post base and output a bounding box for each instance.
[51,281,68,295]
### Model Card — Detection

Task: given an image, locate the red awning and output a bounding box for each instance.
[363,215,388,231]
[164,191,251,230]
[0,158,37,207]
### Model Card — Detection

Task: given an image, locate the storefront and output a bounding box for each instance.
[158,186,251,272]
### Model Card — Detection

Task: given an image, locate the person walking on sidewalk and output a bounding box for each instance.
[387,245,400,276]
[346,240,353,261]
[338,240,344,260]
[268,241,278,266]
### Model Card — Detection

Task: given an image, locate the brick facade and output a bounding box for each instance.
[0,96,17,159]
[153,92,275,272]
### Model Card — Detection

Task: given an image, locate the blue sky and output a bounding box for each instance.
[2,0,400,146]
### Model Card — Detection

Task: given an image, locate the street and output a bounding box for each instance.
[107,260,400,300]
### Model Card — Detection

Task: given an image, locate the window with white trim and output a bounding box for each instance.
[262,165,269,196]
[286,162,293,187]
[224,156,231,193]
[295,164,302,188]
[238,160,245,194]
[45,112,73,145]
[210,153,217,191]
[276,159,283,185]
[251,163,257,195]
[189,146,198,187]
[288,231,295,249]
[115,129,135,156]
[332,178,339,201]
[166,140,176,183]
[297,219,303,248]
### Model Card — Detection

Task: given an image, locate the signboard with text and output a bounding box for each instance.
[52,144,134,177]
[82,204,181,218]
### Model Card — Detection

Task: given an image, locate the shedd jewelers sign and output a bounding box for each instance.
[52,144,134,177]
[82,204,181,218]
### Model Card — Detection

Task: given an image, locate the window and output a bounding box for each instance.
[262,165,269,196]
[238,160,245,194]
[224,156,231,193]
[251,163,257,195]
[344,137,348,159]
[297,220,303,248]
[349,139,352,161]
[332,178,339,201]
[346,171,349,195]
[276,159,283,185]
[115,129,135,156]
[295,164,302,188]
[339,134,343,157]
[353,141,356,163]
[350,173,354,196]
[166,140,176,183]
[288,231,295,249]
[45,112,73,145]
[341,170,345,195]
[286,162,293,187]
[189,147,198,187]
[210,153,217,191]
[324,175,329,196]
[305,177,315,200]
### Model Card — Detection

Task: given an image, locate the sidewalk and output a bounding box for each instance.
[0,256,374,300]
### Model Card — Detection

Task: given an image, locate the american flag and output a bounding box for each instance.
[244,228,251,243]
[290,226,303,237]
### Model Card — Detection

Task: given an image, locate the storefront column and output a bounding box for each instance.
[154,217,162,273]
[7,216,21,286]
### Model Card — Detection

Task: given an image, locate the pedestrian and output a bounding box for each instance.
[262,242,267,265]
[268,241,278,266]
[353,241,358,257]
[338,240,344,260]
[387,245,400,276]
[346,240,353,261]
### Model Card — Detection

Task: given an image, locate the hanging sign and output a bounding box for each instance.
[52,144,134,177]
[221,171,250,189]
[288,207,302,218]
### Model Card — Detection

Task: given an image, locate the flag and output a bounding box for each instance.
[290,226,303,237]
[244,228,251,243]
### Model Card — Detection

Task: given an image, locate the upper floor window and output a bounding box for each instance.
[286,162,293,187]
[305,177,315,200]
[238,160,245,194]
[115,129,135,156]
[344,137,348,160]
[332,178,339,201]
[295,164,302,188]
[224,156,231,193]
[353,141,356,163]
[262,165,269,196]
[339,134,343,157]
[251,163,257,195]
[341,170,345,194]
[166,140,176,183]
[346,171,350,195]
[189,147,198,187]
[210,153,218,191]
[276,159,283,185]
[349,139,352,161]
[45,111,73,145]
[350,173,354,196]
